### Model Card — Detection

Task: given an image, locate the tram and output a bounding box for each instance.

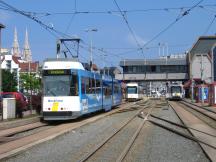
[42,58,122,120]
[166,83,184,100]
[125,82,143,101]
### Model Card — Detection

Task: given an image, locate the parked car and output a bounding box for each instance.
[31,93,42,114]
[1,92,29,111]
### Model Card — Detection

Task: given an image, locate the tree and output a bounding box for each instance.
[20,73,41,94]
[2,70,17,92]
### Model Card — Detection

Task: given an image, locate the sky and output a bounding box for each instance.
[0,0,216,69]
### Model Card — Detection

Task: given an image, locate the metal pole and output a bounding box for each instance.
[0,24,5,120]
[191,76,194,102]
[28,61,32,113]
[85,28,97,71]
[212,48,214,83]
[123,59,125,81]
[211,45,216,82]
[162,43,165,57]
[0,24,5,94]
[201,54,204,104]
[150,81,152,97]
[166,43,169,56]
[90,32,92,71]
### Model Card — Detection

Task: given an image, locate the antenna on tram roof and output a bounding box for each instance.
[56,38,80,59]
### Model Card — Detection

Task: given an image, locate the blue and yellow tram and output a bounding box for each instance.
[42,58,122,120]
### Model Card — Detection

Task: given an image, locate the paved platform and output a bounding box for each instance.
[183,98,216,113]
[170,101,216,161]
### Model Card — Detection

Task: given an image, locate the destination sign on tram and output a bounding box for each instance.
[43,69,71,75]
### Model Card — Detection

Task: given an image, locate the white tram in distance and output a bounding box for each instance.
[126,83,144,101]
[166,83,184,100]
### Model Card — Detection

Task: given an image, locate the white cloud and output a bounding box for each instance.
[127,33,146,47]
[0,11,10,21]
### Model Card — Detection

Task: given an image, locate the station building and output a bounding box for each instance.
[115,54,188,93]
[115,36,216,94]
[188,36,216,83]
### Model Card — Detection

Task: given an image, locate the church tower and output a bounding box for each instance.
[23,28,32,62]
[11,27,21,57]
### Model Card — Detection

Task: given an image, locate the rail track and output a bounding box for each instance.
[0,100,139,146]
[0,122,53,144]
[178,100,216,129]
[181,100,216,119]
[77,99,162,162]
[0,100,149,161]
[167,101,216,162]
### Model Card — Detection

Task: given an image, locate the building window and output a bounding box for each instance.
[133,66,136,73]
[150,66,156,72]
[6,60,11,69]
[124,66,128,73]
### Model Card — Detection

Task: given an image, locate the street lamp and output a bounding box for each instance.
[85,28,98,71]
[0,23,5,94]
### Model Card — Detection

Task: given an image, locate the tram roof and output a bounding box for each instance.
[44,58,79,62]
[43,58,85,70]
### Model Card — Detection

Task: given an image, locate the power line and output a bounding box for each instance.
[203,15,216,35]
[1,4,215,17]
[96,43,190,50]
[0,0,73,39]
[140,0,204,49]
[113,0,143,52]
[65,0,77,34]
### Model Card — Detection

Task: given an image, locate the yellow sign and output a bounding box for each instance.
[49,70,65,75]
[52,102,59,111]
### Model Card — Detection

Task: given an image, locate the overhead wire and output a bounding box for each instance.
[0,0,72,39]
[79,44,116,67]
[0,0,208,66]
[1,4,215,17]
[65,0,77,34]
[140,0,204,50]
[203,15,216,35]
[113,0,143,53]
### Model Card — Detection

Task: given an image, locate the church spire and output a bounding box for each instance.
[11,27,20,57]
[23,28,32,62]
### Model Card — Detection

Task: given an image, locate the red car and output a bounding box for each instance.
[1,92,29,111]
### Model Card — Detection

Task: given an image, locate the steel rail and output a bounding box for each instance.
[148,119,216,149]
[176,102,216,130]
[180,101,216,120]
[169,101,216,162]
[150,114,216,137]
[78,100,152,162]
[116,106,154,162]
[182,100,216,115]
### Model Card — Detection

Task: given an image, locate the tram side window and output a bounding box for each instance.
[88,78,92,93]
[96,79,101,93]
[114,83,119,94]
[81,77,85,94]
[92,78,95,94]
[85,77,90,94]
[104,83,112,97]
[71,74,78,96]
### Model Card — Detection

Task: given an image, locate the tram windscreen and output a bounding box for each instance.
[127,86,137,94]
[171,86,182,93]
[43,74,78,96]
